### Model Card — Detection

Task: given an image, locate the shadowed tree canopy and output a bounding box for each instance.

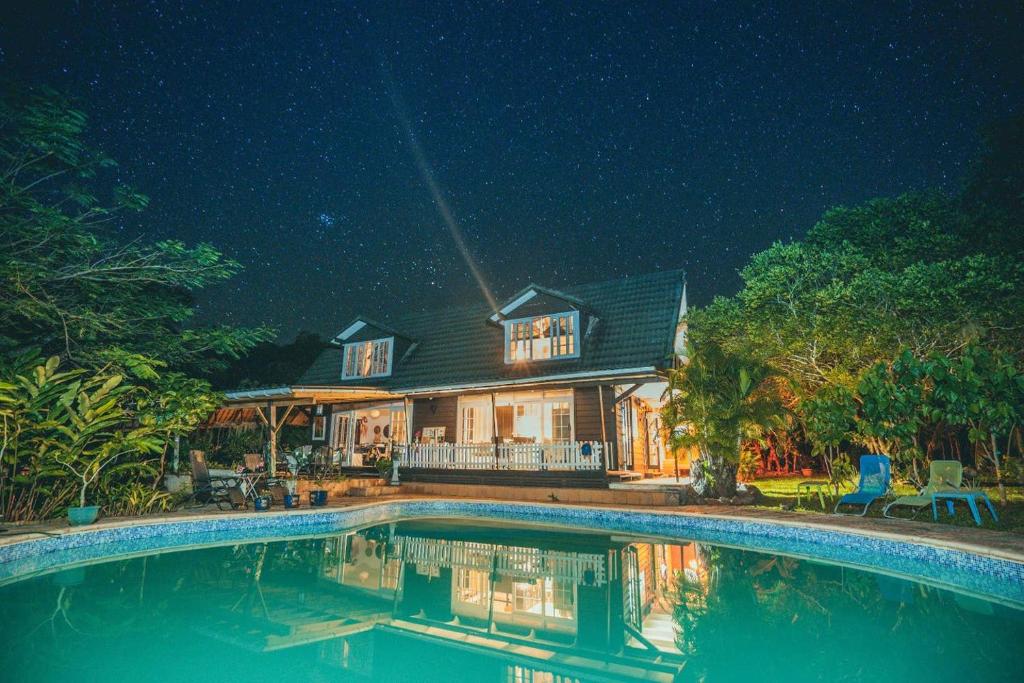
[0,84,274,374]
[691,182,1024,391]
[207,331,328,390]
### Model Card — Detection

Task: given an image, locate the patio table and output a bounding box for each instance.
[235,471,267,503]
[931,490,998,526]
[796,480,830,510]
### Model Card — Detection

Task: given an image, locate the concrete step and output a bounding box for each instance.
[346,485,402,497]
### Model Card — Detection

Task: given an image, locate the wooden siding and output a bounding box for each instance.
[411,396,458,442]
[574,385,617,445]
[410,386,617,451]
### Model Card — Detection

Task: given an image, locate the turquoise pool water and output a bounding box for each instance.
[0,519,1021,682]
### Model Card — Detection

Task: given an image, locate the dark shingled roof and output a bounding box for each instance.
[298,269,685,391]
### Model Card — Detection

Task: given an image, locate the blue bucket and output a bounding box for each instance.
[284,494,299,509]
[253,495,271,511]
[67,506,100,526]
[309,490,328,507]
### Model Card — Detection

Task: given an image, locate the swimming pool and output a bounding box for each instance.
[1,501,1022,682]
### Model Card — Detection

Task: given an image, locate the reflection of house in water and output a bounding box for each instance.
[188,522,704,681]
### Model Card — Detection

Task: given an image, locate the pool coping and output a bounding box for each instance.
[3,495,1023,565]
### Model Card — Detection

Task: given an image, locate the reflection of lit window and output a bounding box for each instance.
[507,664,581,683]
[455,569,490,607]
[514,581,542,613]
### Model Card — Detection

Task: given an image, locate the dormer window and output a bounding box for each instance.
[342,337,393,379]
[504,312,579,363]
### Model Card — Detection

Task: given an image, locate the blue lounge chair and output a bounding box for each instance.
[834,455,891,516]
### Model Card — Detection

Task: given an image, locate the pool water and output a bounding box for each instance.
[0,520,1021,682]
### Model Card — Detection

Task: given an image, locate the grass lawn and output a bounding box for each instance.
[745,475,1024,535]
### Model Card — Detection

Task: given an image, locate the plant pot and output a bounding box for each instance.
[67,505,100,526]
[801,468,813,477]
[253,495,272,511]
[284,494,299,509]
[309,490,328,507]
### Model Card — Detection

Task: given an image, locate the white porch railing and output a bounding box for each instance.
[392,536,607,586]
[393,441,608,471]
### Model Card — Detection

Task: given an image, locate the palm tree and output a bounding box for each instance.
[663,341,781,498]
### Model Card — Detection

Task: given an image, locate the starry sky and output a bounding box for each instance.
[2,2,1023,340]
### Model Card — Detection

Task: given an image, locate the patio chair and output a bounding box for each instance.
[188,450,244,510]
[243,453,265,471]
[882,460,963,519]
[833,455,891,516]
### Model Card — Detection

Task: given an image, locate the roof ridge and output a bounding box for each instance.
[368,268,687,325]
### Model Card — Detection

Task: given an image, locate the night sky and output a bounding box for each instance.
[3,2,1023,340]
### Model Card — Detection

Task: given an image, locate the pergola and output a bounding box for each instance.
[220,385,404,471]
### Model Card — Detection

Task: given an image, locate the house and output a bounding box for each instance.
[219,268,689,487]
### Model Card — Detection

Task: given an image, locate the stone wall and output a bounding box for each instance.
[296,477,388,501]
[399,481,681,506]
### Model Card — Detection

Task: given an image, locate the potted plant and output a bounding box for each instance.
[42,363,160,526]
[308,465,329,507]
[375,457,393,480]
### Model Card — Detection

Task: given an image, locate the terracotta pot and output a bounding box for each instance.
[801,468,813,477]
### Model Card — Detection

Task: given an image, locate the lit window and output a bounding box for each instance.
[342,338,393,379]
[504,312,579,363]
[462,405,476,442]
[549,402,572,443]
[311,405,326,440]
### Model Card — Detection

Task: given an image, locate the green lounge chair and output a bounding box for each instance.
[882,460,962,519]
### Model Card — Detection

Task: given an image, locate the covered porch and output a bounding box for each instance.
[213,380,683,485]
[218,385,405,473]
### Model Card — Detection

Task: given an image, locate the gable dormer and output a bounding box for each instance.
[489,285,589,364]
[332,317,413,380]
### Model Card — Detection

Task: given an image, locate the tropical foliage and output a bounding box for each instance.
[0,84,271,521]
[670,114,1024,500]
[663,341,781,498]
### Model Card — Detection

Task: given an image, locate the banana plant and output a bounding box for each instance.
[43,366,161,508]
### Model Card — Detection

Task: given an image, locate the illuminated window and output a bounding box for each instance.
[494,390,574,444]
[341,338,393,379]
[504,312,579,363]
[550,402,572,443]
[311,405,326,440]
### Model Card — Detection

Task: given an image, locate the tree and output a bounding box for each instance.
[663,341,781,498]
[855,351,932,487]
[0,84,274,372]
[692,193,1024,395]
[802,384,857,494]
[136,372,223,478]
[928,345,1024,504]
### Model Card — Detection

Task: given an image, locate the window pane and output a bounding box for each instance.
[532,316,551,359]
[551,402,571,442]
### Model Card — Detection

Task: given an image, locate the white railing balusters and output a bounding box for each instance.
[395,441,606,471]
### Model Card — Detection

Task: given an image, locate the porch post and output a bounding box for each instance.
[598,385,608,472]
[491,392,499,469]
[268,400,277,473]
[393,397,412,485]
